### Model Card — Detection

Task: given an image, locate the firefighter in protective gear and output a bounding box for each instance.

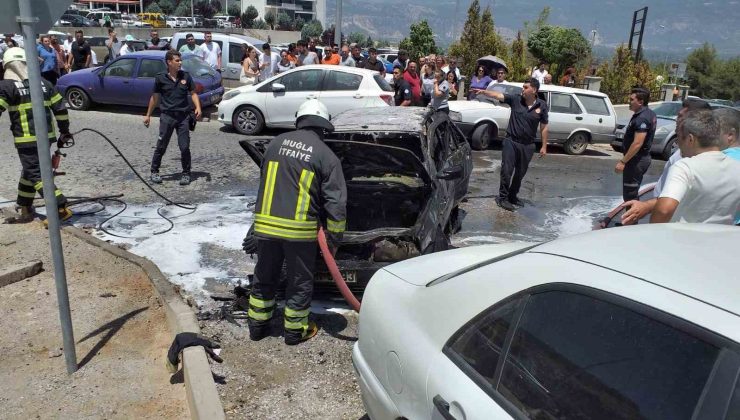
[248,99,347,345]
[0,47,72,224]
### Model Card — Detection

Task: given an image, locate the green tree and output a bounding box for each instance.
[509,31,528,81]
[708,58,740,100]
[228,4,240,17]
[399,20,437,62]
[448,0,480,73]
[277,11,292,30]
[264,10,276,30]
[348,32,366,46]
[194,0,216,18]
[174,2,191,17]
[686,43,719,98]
[524,6,550,37]
[301,19,323,40]
[294,16,305,31]
[527,25,591,79]
[366,36,374,48]
[241,5,258,28]
[158,0,175,14]
[597,44,638,104]
[145,2,162,13]
[253,19,268,30]
[376,39,391,48]
[210,0,222,14]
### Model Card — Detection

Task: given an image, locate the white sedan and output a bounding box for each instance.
[354,223,740,419]
[217,65,394,135]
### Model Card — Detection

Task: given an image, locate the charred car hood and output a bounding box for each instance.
[325,140,431,185]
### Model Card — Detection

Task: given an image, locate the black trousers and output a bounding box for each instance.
[622,154,652,201]
[16,146,67,208]
[41,70,58,86]
[499,137,535,202]
[150,111,191,174]
[248,239,317,335]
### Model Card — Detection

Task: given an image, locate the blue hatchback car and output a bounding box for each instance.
[56,51,224,111]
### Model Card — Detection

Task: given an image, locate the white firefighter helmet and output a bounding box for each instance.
[295,99,334,132]
[2,47,26,65]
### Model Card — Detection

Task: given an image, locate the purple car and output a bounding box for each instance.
[57,50,224,111]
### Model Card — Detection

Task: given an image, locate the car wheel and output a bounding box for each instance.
[661,136,677,160]
[471,123,493,150]
[232,106,264,135]
[564,132,589,155]
[65,87,90,111]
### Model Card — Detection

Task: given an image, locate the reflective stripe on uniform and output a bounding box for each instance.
[0,97,8,110]
[50,93,63,104]
[247,309,272,321]
[284,307,310,332]
[327,219,346,233]
[55,114,69,121]
[284,307,310,318]
[249,296,275,309]
[33,181,43,191]
[19,178,34,186]
[254,223,318,240]
[247,295,275,322]
[294,169,315,221]
[17,190,36,198]
[14,132,56,144]
[255,214,317,230]
[260,161,279,214]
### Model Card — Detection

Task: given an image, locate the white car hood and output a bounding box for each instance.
[383,242,535,286]
[448,100,500,111]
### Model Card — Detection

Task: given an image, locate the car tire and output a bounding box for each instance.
[661,136,677,161]
[471,123,493,150]
[233,106,264,135]
[564,132,589,155]
[65,87,90,111]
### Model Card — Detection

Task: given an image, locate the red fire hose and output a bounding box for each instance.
[317,227,361,312]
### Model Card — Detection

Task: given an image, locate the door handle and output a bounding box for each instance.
[599,118,603,123]
[432,395,457,420]
[353,94,363,99]
[575,116,583,120]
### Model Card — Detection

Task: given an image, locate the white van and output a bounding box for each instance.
[86,11,123,26]
[213,15,236,28]
[171,31,264,80]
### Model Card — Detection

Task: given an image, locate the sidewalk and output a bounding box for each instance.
[0,218,188,419]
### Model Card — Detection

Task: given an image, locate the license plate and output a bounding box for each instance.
[316,270,357,284]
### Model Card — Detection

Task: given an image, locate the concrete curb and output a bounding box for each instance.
[62,226,225,420]
[0,260,43,288]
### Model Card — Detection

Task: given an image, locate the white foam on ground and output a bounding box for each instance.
[539,196,623,238]
[73,197,254,294]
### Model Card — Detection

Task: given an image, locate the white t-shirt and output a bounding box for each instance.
[654,149,683,198]
[532,68,548,84]
[201,42,221,69]
[659,151,740,224]
[259,51,280,81]
[441,65,461,80]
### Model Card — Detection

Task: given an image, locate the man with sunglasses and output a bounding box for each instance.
[143,50,202,186]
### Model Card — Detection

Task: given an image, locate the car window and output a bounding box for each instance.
[275,69,323,92]
[650,102,681,119]
[324,71,362,91]
[447,298,520,386]
[137,58,165,78]
[104,58,136,78]
[499,291,721,420]
[549,92,581,114]
[228,44,244,64]
[576,94,611,116]
[373,74,393,92]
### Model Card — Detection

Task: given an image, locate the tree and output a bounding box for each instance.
[524,6,550,37]
[365,36,374,48]
[241,5,258,28]
[509,31,528,81]
[174,2,191,17]
[398,20,437,62]
[158,0,175,14]
[527,25,591,79]
[294,16,305,31]
[210,0,222,14]
[228,4,240,18]
[264,10,276,30]
[145,2,162,13]
[597,44,638,104]
[348,32,366,46]
[478,7,507,72]
[709,57,740,100]
[301,19,323,41]
[253,19,268,30]
[277,11,292,30]
[194,1,216,18]
[686,43,719,98]
[376,39,392,48]
[447,0,480,77]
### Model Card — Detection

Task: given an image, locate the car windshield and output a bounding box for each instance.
[182,56,216,77]
[374,74,393,92]
[650,102,681,119]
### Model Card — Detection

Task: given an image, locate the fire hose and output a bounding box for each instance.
[317,227,361,312]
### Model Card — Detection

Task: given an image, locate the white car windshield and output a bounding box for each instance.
[182,56,216,77]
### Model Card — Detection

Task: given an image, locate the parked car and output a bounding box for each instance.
[57,51,224,111]
[85,11,123,26]
[354,223,740,420]
[240,107,472,289]
[218,65,394,135]
[176,17,191,27]
[450,82,617,153]
[611,101,734,160]
[61,13,98,27]
[54,18,72,27]
[378,53,397,63]
[165,16,179,28]
[138,12,166,28]
[171,31,264,80]
[378,56,394,74]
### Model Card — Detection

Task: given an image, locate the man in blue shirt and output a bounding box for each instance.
[37,35,58,85]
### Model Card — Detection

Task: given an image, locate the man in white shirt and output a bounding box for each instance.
[532,63,548,85]
[201,31,221,70]
[258,43,279,82]
[441,57,461,81]
[651,110,740,224]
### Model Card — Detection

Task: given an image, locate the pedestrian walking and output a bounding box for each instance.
[0,47,73,224]
[651,110,740,224]
[66,30,91,72]
[201,32,222,70]
[615,88,656,201]
[473,78,549,211]
[144,50,202,186]
[468,65,491,100]
[37,36,58,85]
[392,65,412,106]
[247,99,347,345]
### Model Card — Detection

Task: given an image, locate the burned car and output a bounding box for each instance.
[240,107,472,290]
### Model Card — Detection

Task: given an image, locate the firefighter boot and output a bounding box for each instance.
[4,206,34,224]
[285,321,318,346]
[43,207,73,228]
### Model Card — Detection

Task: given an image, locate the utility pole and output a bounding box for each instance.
[191,0,194,27]
[334,0,342,46]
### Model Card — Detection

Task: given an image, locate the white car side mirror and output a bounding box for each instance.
[272,83,286,92]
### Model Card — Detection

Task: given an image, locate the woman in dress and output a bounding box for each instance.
[240,45,260,85]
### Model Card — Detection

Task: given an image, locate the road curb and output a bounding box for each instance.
[0,260,43,288]
[62,226,225,420]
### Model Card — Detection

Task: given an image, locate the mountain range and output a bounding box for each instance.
[325,0,740,58]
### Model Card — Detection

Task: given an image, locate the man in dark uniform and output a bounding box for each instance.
[248,99,347,345]
[0,47,73,223]
[615,87,656,201]
[144,50,202,186]
[473,77,549,211]
[392,65,412,106]
[363,47,385,77]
